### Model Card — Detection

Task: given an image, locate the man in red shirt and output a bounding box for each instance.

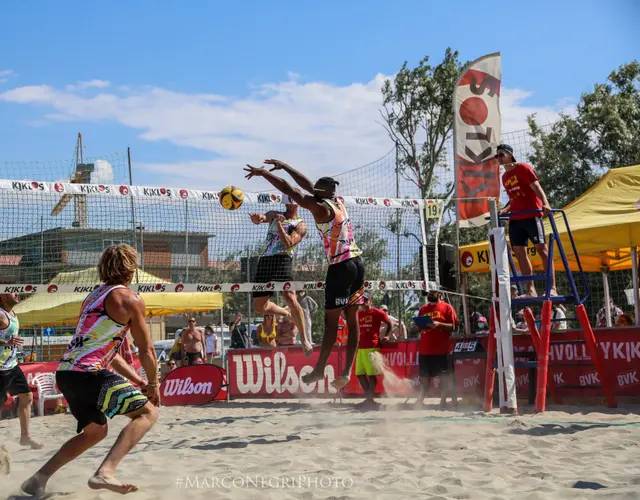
[496,144,555,297]
[356,294,392,406]
[417,290,458,408]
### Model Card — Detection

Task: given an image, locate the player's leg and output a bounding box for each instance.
[90,403,158,494]
[300,308,342,384]
[252,256,291,317]
[7,367,42,449]
[417,355,430,407]
[282,290,312,355]
[334,257,365,389]
[355,350,369,403]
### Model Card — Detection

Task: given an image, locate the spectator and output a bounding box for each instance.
[416,290,458,409]
[335,312,348,345]
[596,299,624,327]
[230,313,250,349]
[379,305,407,340]
[297,291,317,347]
[167,360,177,371]
[551,304,567,332]
[276,310,298,347]
[257,314,277,348]
[168,328,183,362]
[180,317,206,366]
[204,324,218,362]
[616,313,634,327]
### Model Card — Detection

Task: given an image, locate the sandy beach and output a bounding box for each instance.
[2,399,640,500]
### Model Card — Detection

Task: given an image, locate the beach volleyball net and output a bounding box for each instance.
[0,168,447,339]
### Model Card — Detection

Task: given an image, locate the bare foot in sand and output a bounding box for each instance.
[88,474,138,494]
[21,472,50,496]
[331,376,350,389]
[20,436,44,450]
[301,370,324,384]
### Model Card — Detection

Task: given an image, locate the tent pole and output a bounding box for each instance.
[602,271,612,327]
[633,247,640,326]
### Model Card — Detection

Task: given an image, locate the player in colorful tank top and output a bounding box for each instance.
[58,284,133,373]
[0,292,43,449]
[244,160,366,390]
[22,244,160,497]
[247,194,313,356]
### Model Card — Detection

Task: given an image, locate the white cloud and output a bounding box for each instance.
[0,69,16,84]
[0,74,574,191]
[91,159,114,184]
[65,79,111,92]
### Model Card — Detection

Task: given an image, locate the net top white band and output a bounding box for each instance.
[0,179,442,209]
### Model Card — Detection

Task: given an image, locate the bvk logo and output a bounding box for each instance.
[119,185,130,195]
[54,183,65,193]
[282,281,292,291]
[179,190,189,199]
[231,284,240,293]
[174,284,184,293]
[12,181,44,191]
[47,284,59,293]
[383,199,391,207]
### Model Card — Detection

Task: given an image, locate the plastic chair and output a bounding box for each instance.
[32,372,63,416]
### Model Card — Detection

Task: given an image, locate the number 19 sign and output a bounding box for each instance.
[425,200,441,220]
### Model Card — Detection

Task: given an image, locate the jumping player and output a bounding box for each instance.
[248,195,313,355]
[244,159,365,389]
[0,293,43,450]
[21,244,160,496]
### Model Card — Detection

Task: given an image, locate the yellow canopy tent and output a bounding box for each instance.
[14,268,224,327]
[459,164,640,274]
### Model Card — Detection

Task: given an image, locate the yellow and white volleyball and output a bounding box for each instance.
[219,185,244,210]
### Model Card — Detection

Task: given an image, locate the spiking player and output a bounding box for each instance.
[248,194,313,356]
[244,159,365,389]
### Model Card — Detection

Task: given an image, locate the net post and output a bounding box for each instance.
[488,198,518,414]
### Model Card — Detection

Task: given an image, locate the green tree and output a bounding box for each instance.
[379,48,465,199]
[528,60,640,209]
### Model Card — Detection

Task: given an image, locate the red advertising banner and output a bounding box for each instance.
[454,52,502,228]
[227,346,342,398]
[160,364,227,406]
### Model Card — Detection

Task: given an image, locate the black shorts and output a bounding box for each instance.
[509,217,545,247]
[419,355,449,378]
[56,370,148,433]
[252,254,294,298]
[0,366,31,406]
[324,256,365,310]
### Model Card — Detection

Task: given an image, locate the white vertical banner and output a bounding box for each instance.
[489,227,517,411]
[454,52,502,228]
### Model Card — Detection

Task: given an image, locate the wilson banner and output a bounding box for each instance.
[454,52,502,228]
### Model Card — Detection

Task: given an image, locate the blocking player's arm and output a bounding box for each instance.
[264,159,315,194]
[126,293,159,387]
[249,211,279,225]
[244,166,331,221]
[276,219,307,249]
[499,202,511,215]
[111,353,146,386]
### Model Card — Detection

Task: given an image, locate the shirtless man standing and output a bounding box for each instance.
[180,318,205,366]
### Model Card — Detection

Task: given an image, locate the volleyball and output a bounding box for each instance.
[219,185,244,210]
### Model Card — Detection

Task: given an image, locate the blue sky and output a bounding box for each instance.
[0,0,638,192]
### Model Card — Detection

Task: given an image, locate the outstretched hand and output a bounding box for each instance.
[244,164,267,180]
[264,159,288,172]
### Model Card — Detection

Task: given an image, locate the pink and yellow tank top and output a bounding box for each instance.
[58,284,131,373]
[315,198,362,265]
